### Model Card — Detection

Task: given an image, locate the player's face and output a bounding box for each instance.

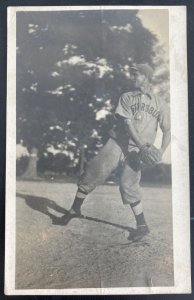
[130,71,147,88]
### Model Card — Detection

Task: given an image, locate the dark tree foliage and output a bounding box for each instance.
[16,10,165,176]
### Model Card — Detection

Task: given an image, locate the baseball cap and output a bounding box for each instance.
[130,64,154,80]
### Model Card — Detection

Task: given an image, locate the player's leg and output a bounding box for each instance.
[119,151,149,240]
[63,138,122,219]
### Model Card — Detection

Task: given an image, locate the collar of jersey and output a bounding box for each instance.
[131,89,152,100]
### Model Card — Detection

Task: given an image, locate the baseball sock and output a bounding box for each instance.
[130,200,146,226]
[70,188,88,214]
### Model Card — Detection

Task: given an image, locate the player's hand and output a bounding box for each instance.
[140,143,162,167]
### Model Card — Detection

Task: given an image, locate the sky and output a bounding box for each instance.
[138,9,171,164]
[138,9,169,54]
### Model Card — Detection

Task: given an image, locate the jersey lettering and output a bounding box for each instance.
[131,104,136,115]
[149,107,154,114]
[130,101,159,119]
[145,105,150,112]
[141,103,145,111]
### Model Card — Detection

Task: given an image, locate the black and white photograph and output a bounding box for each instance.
[5,6,190,295]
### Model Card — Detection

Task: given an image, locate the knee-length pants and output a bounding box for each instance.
[78,138,142,205]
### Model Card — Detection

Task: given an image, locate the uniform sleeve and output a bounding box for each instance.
[159,101,171,132]
[114,93,132,119]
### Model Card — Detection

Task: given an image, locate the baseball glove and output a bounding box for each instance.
[139,143,162,167]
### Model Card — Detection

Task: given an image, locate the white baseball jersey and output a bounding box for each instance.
[110,90,170,151]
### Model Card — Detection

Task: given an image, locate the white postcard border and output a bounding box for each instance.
[5,5,191,295]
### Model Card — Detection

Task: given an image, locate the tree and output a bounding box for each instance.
[16,10,167,178]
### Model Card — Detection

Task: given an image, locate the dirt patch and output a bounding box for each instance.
[16,181,174,289]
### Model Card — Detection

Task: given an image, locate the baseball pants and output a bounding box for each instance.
[78,138,142,205]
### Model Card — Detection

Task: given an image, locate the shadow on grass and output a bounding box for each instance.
[16,193,134,233]
[16,192,68,217]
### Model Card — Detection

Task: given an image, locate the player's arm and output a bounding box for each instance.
[123,118,144,149]
[115,94,145,149]
[160,130,171,155]
[159,101,171,156]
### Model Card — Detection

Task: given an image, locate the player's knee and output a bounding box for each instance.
[120,185,137,198]
[119,186,142,205]
[119,179,141,201]
[120,176,136,192]
[77,181,96,195]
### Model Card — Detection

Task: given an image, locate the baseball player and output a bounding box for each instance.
[59,64,171,241]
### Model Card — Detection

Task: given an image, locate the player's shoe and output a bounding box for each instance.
[128,224,150,241]
[52,209,81,226]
